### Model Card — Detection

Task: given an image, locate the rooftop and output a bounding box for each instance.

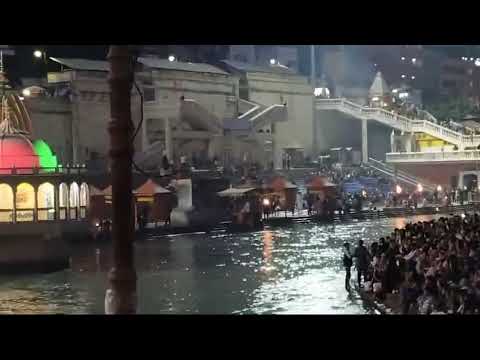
[220,60,296,75]
[138,57,228,75]
[50,57,109,72]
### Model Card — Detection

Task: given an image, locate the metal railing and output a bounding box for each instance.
[0,166,88,176]
[386,150,480,162]
[317,98,480,148]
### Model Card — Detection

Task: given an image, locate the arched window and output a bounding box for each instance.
[59,182,68,220]
[0,184,14,222]
[37,182,55,221]
[69,182,80,220]
[16,182,35,222]
[79,183,89,219]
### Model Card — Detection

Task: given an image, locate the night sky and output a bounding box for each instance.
[4,45,480,87]
[4,45,109,85]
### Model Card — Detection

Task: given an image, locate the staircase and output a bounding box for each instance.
[238,99,287,130]
[366,157,436,192]
[180,99,223,133]
[316,98,478,149]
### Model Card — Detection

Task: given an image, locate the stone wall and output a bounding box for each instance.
[246,72,314,168]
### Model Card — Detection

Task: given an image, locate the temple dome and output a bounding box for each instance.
[0,134,39,172]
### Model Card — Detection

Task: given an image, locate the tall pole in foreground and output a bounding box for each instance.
[105,45,137,314]
[311,45,318,159]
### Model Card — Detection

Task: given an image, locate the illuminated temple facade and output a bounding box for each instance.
[0,93,89,224]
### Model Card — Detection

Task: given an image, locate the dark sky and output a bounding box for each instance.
[4,45,108,85]
[4,45,480,87]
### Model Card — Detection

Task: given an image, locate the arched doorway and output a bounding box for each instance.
[16,182,35,222]
[69,182,80,220]
[59,183,69,220]
[80,183,89,219]
[0,184,14,222]
[37,182,55,221]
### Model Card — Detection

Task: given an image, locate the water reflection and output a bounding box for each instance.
[0,214,440,314]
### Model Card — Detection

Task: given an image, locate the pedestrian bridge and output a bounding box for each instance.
[316,98,480,150]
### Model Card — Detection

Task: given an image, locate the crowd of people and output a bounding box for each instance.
[343,213,480,314]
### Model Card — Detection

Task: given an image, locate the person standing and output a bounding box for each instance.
[353,239,371,288]
[343,242,354,291]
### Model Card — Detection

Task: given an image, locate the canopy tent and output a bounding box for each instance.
[306,176,337,191]
[134,179,170,197]
[264,176,297,193]
[217,187,256,198]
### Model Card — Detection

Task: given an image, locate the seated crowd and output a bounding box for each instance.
[355,213,480,314]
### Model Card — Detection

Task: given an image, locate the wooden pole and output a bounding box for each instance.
[105,45,137,314]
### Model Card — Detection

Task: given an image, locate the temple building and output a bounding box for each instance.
[24,56,314,171]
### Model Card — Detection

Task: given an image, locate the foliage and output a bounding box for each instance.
[425,98,480,123]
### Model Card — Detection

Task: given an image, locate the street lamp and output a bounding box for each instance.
[269,58,276,65]
[33,50,43,59]
[168,55,175,62]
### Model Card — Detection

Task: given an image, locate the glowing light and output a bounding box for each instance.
[372,96,380,101]
[33,139,58,171]
[411,76,415,80]
[22,88,31,97]
[470,58,474,61]
[401,57,406,61]
[396,185,402,194]
[462,213,466,219]
[417,183,423,193]
[437,185,442,192]
[475,59,480,67]
[401,74,406,79]
[33,50,43,58]
[362,190,367,197]
[392,89,399,94]
[168,55,175,62]
[263,198,270,206]
[269,58,276,65]
[411,58,416,63]
[19,96,24,101]
[399,92,409,99]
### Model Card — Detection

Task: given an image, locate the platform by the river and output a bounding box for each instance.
[263,202,479,226]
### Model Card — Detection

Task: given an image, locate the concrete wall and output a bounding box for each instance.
[316,111,392,161]
[25,98,72,165]
[246,72,313,168]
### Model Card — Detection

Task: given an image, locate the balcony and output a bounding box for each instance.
[386,150,480,163]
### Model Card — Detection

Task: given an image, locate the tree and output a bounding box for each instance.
[426,97,480,123]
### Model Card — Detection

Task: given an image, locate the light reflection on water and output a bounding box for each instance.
[0,215,438,314]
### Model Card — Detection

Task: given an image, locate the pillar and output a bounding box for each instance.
[54,183,60,221]
[12,187,16,224]
[34,187,38,222]
[362,118,368,163]
[105,45,137,314]
[165,117,173,162]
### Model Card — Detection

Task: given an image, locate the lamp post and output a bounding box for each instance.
[104,45,137,314]
[33,48,48,80]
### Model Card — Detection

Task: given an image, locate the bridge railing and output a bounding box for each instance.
[386,150,480,162]
[317,98,476,147]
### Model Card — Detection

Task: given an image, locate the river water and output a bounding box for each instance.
[0,215,437,314]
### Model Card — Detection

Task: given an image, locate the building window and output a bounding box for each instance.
[69,182,80,220]
[143,87,156,102]
[0,184,14,222]
[16,183,35,222]
[37,182,55,221]
[441,80,457,88]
